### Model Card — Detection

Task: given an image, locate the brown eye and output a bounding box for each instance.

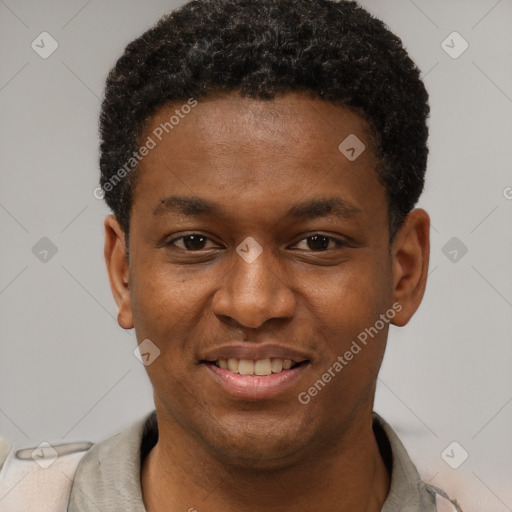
[306,235,330,251]
[169,234,212,250]
[292,234,346,252]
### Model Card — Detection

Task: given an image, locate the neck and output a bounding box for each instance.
[141,408,391,512]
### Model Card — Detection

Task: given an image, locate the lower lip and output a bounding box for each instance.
[203,362,310,400]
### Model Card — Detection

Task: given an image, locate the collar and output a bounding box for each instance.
[68,410,455,512]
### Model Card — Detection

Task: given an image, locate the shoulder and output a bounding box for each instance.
[372,412,464,512]
[0,436,92,512]
[0,411,157,512]
[421,481,464,511]
[68,410,157,511]
[72,409,157,476]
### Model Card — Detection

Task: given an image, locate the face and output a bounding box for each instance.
[104,91,429,468]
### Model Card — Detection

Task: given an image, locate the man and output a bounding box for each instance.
[0,0,464,510]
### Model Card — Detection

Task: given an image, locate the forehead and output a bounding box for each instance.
[144,92,375,160]
[133,92,384,223]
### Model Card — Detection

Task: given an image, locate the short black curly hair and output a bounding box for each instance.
[98,0,429,249]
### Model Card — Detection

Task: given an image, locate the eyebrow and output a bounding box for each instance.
[153,195,362,221]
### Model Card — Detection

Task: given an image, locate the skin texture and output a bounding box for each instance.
[104,92,430,512]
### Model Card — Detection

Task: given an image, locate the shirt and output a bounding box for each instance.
[67,410,464,511]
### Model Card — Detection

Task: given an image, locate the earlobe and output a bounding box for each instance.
[390,209,430,327]
[104,215,134,330]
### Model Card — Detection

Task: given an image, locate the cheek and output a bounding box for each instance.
[298,257,392,383]
[130,263,210,335]
[305,261,387,325]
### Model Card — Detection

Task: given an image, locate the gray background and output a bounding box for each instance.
[1,1,511,510]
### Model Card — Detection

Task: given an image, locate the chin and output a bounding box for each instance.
[199,417,312,470]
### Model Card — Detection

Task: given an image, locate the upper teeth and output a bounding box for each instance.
[216,358,294,376]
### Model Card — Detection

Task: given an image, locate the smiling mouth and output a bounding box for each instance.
[202,358,309,376]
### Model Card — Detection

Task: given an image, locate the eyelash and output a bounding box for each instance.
[166,233,348,251]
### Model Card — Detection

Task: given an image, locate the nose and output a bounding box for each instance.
[211,244,296,329]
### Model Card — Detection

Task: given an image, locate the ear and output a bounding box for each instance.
[104,215,134,330]
[390,208,430,327]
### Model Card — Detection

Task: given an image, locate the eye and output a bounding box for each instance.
[167,234,219,251]
[291,234,347,252]
[166,233,348,252]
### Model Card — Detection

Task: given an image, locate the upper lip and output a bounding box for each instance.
[200,343,311,363]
